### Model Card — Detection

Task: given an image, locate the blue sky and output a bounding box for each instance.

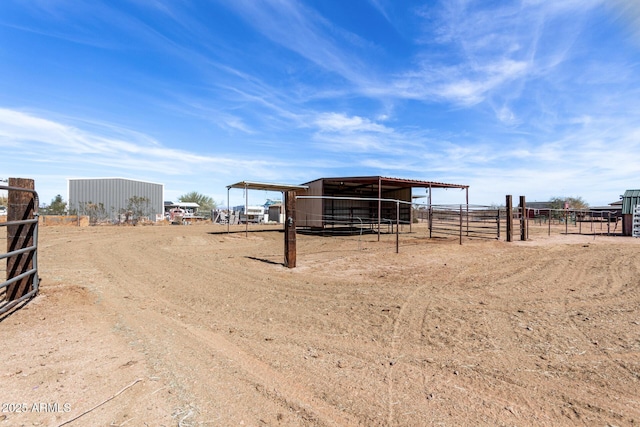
[1,0,640,208]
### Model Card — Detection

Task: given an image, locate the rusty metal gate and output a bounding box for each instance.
[1,182,40,315]
[427,205,501,241]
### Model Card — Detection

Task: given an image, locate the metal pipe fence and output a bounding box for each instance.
[415,204,501,241]
[520,207,620,237]
[295,197,500,255]
[1,184,40,315]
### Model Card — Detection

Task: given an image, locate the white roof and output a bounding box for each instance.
[227,181,309,191]
[168,202,200,208]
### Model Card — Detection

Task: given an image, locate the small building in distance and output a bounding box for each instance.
[164,202,203,223]
[589,201,622,218]
[68,177,164,222]
[622,190,640,236]
[231,205,266,224]
[268,203,284,223]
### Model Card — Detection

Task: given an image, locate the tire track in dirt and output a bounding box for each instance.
[78,227,360,425]
[553,245,640,423]
[34,226,640,425]
[563,248,640,387]
[384,260,473,426]
[384,245,600,425]
[174,317,359,426]
[500,248,624,421]
[111,292,358,426]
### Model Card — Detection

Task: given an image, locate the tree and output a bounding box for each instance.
[124,196,151,224]
[178,191,216,212]
[49,194,67,215]
[79,201,108,225]
[548,196,589,210]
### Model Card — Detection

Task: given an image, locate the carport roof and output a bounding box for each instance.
[303,176,468,189]
[226,181,309,192]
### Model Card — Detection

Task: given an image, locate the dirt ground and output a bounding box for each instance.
[1,222,640,426]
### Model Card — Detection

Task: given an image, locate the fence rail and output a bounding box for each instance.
[416,204,501,242]
[522,207,621,236]
[1,182,40,315]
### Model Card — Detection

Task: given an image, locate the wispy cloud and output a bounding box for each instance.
[607,0,640,46]
[384,0,603,116]
[0,108,272,175]
[219,0,374,87]
[309,112,438,155]
[2,1,639,207]
[366,0,392,24]
[314,113,392,134]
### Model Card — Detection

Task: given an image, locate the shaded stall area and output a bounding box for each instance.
[295,176,469,239]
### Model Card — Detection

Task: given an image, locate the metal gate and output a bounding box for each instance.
[1,183,40,315]
[428,205,501,241]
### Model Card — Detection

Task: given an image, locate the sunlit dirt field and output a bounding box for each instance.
[2,222,639,426]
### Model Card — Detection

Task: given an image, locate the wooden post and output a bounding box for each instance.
[506,195,513,242]
[6,178,36,301]
[519,196,527,241]
[284,190,297,268]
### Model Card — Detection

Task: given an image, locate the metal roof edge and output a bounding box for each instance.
[67,177,165,187]
[226,181,309,191]
[301,176,468,189]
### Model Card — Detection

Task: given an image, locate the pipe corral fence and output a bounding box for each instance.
[295,195,623,249]
[222,193,626,266]
[519,207,622,237]
[417,204,502,242]
[296,195,502,252]
[1,179,40,316]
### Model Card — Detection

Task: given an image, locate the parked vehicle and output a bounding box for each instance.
[238,206,265,224]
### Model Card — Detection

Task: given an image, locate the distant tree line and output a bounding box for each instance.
[178,191,217,212]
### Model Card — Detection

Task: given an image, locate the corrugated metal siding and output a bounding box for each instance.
[323,197,373,223]
[622,189,640,215]
[384,187,412,222]
[296,180,323,227]
[295,178,414,226]
[68,178,164,221]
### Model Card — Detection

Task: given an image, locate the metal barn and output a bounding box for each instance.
[68,178,164,222]
[295,176,469,229]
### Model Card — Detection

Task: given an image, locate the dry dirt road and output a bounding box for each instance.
[1,223,640,426]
